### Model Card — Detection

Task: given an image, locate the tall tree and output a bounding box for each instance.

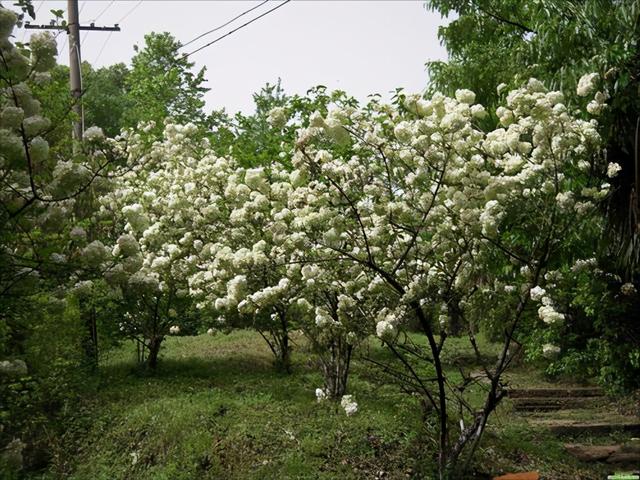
[125,32,210,133]
[84,63,132,138]
[424,0,640,389]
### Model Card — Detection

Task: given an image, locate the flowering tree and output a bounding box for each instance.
[99,123,209,368]
[302,265,374,400]
[277,79,607,476]
[0,5,131,362]
[187,148,374,386]
[425,0,640,389]
[0,4,141,467]
[187,163,308,373]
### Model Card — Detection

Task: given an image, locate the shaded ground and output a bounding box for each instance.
[24,331,638,479]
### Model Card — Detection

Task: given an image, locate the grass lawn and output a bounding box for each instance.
[29,330,626,479]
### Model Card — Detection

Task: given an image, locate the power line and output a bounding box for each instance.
[181,0,270,49]
[92,0,135,65]
[25,0,120,145]
[94,30,114,64]
[116,0,143,24]
[59,34,67,55]
[81,0,115,50]
[20,0,45,41]
[93,0,116,22]
[180,0,292,61]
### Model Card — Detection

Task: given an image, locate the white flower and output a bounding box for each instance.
[0,8,18,41]
[82,240,109,266]
[267,107,287,128]
[315,388,328,402]
[73,280,94,297]
[116,234,139,257]
[571,258,597,273]
[586,100,605,116]
[542,343,561,359]
[606,162,622,178]
[455,89,476,105]
[50,253,67,263]
[393,121,412,142]
[244,168,267,191]
[169,325,180,335]
[480,200,502,236]
[376,320,396,339]
[555,191,574,210]
[340,395,358,416]
[70,226,87,241]
[28,31,57,72]
[315,307,334,328]
[1,106,24,129]
[301,264,320,280]
[84,126,105,142]
[470,104,487,119]
[0,359,28,377]
[576,73,599,97]
[530,286,546,301]
[538,305,565,324]
[621,283,637,296]
[207,328,215,335]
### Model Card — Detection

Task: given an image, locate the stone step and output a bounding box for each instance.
[512,396,600,411]
[493,473,539,480]
[564,442,640,463]
[507,387,604,398]
[531,419,640,436]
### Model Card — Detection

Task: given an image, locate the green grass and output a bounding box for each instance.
[26,331,624,479]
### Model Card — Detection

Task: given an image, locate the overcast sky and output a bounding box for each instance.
[17,1,449,114]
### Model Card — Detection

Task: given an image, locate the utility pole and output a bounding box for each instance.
[67,0,82,145]
[24,1,120,148]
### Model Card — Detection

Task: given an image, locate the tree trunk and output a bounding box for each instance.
[321,340,352,399]
[274,310,292,373]
[146,336,162,370]
[277,331,292,373]
[80,301,98,368]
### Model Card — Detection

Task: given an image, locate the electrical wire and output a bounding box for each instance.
[181,0,270,49]
[93,0,140,66]
[93,0,116,22]
[20,0,45,41]
[34,0,44,16]
[94,30,114,65]
[116,0,143,24]
[180,0,292,61]
[79,0,117,63]
[59,34,68,55]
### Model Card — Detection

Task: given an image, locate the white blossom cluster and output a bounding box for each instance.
[283,78,605,349]
[340,394,358,416]
[98,76,609,405]
[621,282,637,296]
[99,123,213,335]
[542,343,561,359]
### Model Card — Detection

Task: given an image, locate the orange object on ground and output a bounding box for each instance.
[492,473,540,480]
